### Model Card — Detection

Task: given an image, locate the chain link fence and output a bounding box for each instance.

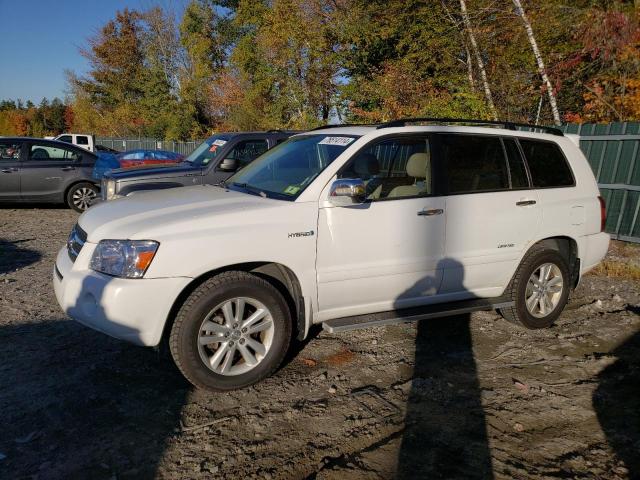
[96,137,203,156]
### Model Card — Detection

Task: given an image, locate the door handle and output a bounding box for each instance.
[516,200,536,206]
[1,168,17,173]
[61,166,76,171]
[417,208,444,216]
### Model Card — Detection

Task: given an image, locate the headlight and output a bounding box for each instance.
[102,178,117,200]
[90,240,159,278]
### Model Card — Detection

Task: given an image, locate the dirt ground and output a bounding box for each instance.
[1,207,639,480]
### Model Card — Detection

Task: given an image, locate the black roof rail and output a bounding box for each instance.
[309,123,377,131]
[376,117,564,136]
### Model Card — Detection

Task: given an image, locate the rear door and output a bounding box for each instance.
[21,142,82,201]
[0,140,23,200]
[439,134,541,297]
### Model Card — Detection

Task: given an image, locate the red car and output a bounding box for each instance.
[117,149,184,169]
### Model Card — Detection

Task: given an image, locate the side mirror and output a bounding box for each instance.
[218,158,238,172]
[329,178,366,206]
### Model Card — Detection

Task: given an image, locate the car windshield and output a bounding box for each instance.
[225,134,359,200]
[184,135,231,166]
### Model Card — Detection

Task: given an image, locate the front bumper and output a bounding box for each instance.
[53,245,191,347]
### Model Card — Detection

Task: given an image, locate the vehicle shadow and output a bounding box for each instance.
[0,238,41,274]
[395,259,494,479]
[0,202,69,210]
[593,329,640,478]
[0,276,190,479]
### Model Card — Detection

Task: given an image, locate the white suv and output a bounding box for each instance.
[53,119,609,390]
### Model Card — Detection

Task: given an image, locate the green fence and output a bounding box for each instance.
[561,123,640,243]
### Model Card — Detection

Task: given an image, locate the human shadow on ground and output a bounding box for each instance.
[395,258,494,479]
[594,326,640,479]
[0,238,41,274]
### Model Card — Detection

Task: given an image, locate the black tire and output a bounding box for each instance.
[66,182,99,212]
[499,245,571,329]
[169,271,292,391]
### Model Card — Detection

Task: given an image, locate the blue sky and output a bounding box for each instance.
[0,0,186,103]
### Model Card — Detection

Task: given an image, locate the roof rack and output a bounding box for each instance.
[376,117,564,136]
[309,123,377,131]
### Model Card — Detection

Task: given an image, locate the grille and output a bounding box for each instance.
[67,224,87,262]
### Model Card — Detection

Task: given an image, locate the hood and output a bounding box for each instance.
[79,185,292,241]
[108,162,201,180]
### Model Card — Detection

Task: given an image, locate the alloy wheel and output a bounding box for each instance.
[197,297,275,376]
[525,263,564,318]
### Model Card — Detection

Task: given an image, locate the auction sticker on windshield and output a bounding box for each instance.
[283,185,301,195]
[318,136,355,146]
[212,139,227,147]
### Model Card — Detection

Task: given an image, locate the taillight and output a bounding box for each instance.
[598,196,606,232]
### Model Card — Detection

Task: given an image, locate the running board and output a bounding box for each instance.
[322,297,514,333]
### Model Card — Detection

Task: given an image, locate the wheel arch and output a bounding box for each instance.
[161,261,307,348]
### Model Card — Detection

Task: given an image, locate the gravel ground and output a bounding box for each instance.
[1,207,639,480]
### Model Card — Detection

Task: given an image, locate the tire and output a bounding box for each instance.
[169,271,292,391]
[499,246,571,329]
[66,182,99,212]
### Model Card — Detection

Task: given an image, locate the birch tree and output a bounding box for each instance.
[459,0,498,120]
[512,0,561,125]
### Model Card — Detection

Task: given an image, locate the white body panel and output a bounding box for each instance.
[53,125,609,346]
[54,133,95,152]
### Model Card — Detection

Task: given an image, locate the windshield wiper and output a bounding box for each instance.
[231,182,268,198]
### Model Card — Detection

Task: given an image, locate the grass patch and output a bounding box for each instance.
[588,260,640,280]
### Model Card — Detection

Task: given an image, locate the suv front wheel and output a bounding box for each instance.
[169,271,292,391]
[499,246,571,329]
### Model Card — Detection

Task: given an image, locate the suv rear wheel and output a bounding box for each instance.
[169,271,292,391]
[499,246,571,329]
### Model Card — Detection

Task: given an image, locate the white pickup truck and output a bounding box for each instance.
[53,133,95,152]
[53,119,609,391]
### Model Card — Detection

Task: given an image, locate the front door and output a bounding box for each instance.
[438,134,541,297]
[21,142,82,201]
[0,140,22,200]
[316,135,446,321]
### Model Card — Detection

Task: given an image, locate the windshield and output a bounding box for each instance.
[226,134,359,200]
[184,135,231,166]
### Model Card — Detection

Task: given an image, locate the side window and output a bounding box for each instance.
[226,140,269,168]
[76,136,89,145]
[503,138,529,189]
[440,134,509,194]
[57,135,72,144]
[519,139,574,188]
[29,144,80,161]
[0,142,21,160]
[339,136,432,200]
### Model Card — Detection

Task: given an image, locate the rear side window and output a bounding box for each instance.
[503,138,529,189]
[440,134,509,194]
[76,136,89,145]
[519,139,574,188]
[29,144,80,161]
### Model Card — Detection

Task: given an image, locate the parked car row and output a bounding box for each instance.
[0,131,295,211]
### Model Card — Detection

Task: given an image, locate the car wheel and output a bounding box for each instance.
[499,246,571,329]
[66,182,99,212]
[169,271,292,391]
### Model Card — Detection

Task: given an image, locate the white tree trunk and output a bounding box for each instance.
[459,0,498,120]
[512,0,561,125]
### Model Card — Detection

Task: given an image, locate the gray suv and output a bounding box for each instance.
[101,131,295,201]
[0,137,98,211]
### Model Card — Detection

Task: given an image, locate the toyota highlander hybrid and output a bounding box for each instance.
[53,118,609,391]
